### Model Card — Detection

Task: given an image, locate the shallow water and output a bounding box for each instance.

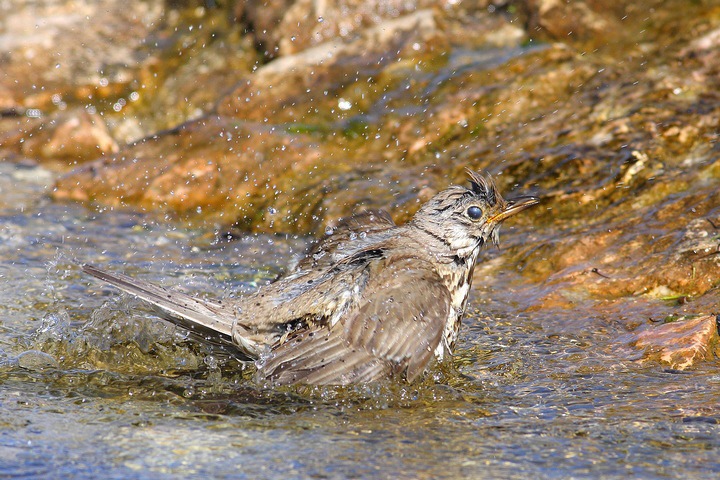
[1,161,719,479]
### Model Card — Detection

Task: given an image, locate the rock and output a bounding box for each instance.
[0,1,257,147]
[0,84,20,112]
[16,109,119,163]
[1,108,119,164]
[218,9,444,122]
[0,0,164,110]
[235,0,451,58]
[234,0,298,57]
[524,0,623,40]
[630,315,720,370]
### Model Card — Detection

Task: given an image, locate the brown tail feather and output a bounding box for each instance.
[81,264,250,355]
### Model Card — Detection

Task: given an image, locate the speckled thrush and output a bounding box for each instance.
[83,169,538,385]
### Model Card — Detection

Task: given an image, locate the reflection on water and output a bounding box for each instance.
[0,161,718,479]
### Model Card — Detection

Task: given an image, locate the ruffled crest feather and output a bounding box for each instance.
[465,168,500,207]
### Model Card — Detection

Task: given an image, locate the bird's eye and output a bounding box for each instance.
[466,206,483,219]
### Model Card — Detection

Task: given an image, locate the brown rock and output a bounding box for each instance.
[234,0,298,57]
[236,0,453,58]
[0,0,163,110]
[218,9,444,122]
[631,315,720,370]
[524,0,624,41]
[0,85,20,112]
[1,109,119,163]
[51,115,429,233]
[0,1,257,147]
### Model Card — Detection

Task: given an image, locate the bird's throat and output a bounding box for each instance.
[434,246,481,359]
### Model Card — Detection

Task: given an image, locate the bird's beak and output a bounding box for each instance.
[490,196,539,223]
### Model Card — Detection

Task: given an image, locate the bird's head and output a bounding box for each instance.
[411,169,538,257]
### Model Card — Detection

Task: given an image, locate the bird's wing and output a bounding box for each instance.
[256,256,450,385]
[294,210,396,271]
[82,265,256,356]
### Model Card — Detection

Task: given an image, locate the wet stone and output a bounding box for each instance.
[14,109,119,163]
[630,315,720,370]
[236,0,446,58]
[523,0,625,41]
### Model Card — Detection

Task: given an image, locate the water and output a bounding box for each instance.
[0,162,718,479]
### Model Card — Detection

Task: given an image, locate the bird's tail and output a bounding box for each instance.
[82,264,250,355]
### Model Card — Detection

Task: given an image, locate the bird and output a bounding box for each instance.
[82,169,538,385]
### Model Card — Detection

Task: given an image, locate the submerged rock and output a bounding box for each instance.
[630,315,720,370]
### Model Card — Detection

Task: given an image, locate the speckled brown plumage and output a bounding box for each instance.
[83,169,538,385]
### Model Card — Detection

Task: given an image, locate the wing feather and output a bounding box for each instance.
[258,257,450,385]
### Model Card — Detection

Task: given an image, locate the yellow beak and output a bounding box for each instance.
[489,196,539,223]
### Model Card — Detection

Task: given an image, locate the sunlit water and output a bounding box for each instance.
[0,162,718,479]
